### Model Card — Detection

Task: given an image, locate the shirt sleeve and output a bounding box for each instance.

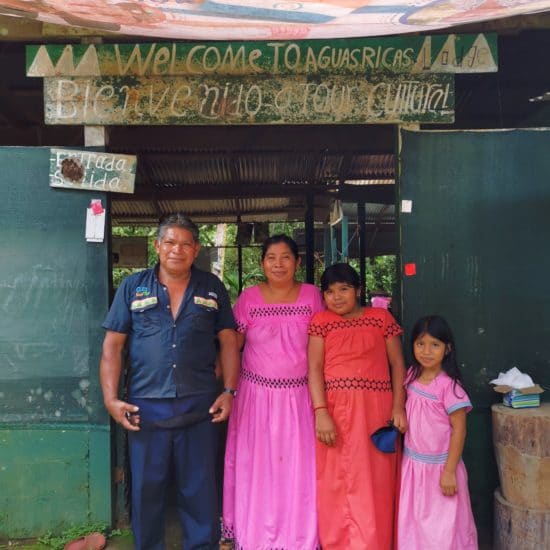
[442,378,473,415]
[213,277,237,333]
[382,309,403,339]
[308,311,326,338]
[102,278,132,333]
[232,290,249,334]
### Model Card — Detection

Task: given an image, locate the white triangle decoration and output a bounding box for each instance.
[74,45,101,76]
[27,45,55,76]
[410,36,432,74]
[54,45,78,75]
[431,35,457,73]
[462,33,498,72]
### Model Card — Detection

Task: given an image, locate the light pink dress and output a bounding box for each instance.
[223,283,323,550]
[398,372,478,550]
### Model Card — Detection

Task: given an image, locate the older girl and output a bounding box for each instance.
[308,263,407,549]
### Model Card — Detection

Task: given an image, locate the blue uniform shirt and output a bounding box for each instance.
[102,264,236,398]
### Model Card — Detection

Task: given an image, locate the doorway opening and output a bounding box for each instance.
[104,123,400,530]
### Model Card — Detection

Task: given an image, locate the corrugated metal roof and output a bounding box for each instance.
[111,197,294,224]
[133,151,394,188]
[110,149,395,224]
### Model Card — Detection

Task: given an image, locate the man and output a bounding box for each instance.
[100,214,239,550]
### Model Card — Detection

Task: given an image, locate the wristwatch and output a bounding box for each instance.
[223,387,237,397]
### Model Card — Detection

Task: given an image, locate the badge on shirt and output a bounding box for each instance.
[131,296,158,311]
[194,296,218,310]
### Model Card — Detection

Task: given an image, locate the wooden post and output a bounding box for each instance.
[341,214,348,262]
[323,226,332,269]
[236,215,243,295]
[492,403,550,549]
[357,202,367,305]
[492,403,550,509]
[494,488,550,550]
[305,193,314,284]
[84,126,107,148]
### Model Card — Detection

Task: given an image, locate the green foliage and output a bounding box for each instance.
[111,224,230,289]
[109,223,396,303]
[198,224,218,246]
[112,225,157,288]
[0,526,134,550]
[219,226,262,302]
[0,542,47,549]
[37,523,108,550]
[364,255,397,296]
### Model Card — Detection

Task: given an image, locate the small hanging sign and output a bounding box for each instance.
[85,199,105,243]
[49,148,136,193]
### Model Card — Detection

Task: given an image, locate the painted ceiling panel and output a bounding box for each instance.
[0,1,549,40]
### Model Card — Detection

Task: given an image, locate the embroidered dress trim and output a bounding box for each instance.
[240,367,308,389]
[408,384,438,400]
[221,523,235,540]
[249,304,312,318]
[308,317,401,338]
[447,401,472,414]
[404,445,449,464]
[325,377,392,392]
[384,322,403,338]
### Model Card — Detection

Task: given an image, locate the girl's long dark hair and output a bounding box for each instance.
[409,315,466,394]
[320,263,360,293]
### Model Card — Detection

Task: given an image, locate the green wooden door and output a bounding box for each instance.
[398,128,550,539]
[0,147,111,537]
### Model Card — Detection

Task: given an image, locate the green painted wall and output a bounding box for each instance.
[0,148,111,538]
[399,128,550,537]
[0,426,110,537]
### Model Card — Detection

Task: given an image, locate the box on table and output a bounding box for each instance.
[493,384,544,409]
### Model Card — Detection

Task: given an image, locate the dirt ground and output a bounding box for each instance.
[1,506,493,549]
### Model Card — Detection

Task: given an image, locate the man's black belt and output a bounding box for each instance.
[136,410,212,430]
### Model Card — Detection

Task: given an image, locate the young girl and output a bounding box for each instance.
[308,263,407,550]
[398,315,478,550]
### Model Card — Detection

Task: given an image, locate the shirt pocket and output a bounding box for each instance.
[131,302,161,337]
[192,307,216,334]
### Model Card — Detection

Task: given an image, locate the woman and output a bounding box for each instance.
[308,263,407,549]
[222,234,324,549]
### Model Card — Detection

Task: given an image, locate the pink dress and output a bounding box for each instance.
[398,372,478,550]
[223,283,324,550]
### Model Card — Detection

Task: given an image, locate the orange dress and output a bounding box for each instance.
[308,307,402,550]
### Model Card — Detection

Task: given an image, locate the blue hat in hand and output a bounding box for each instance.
[370,423,399,453]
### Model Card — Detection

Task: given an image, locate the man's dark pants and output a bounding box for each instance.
[128,394,220,550]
